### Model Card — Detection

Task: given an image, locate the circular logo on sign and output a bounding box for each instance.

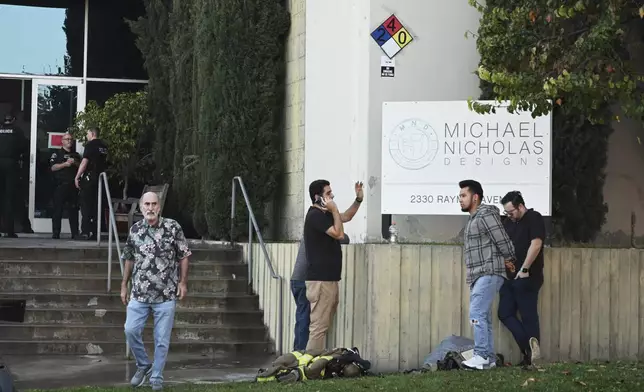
[388,119,439,170]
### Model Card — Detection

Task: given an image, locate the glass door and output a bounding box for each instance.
[29,79,85,234]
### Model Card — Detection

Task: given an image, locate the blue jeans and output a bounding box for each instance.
[124,299,176,384]
[469,275,505,359]
[290,280,310,351]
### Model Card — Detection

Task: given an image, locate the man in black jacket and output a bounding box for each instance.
[75,127,108,240]
[0,114,28,238]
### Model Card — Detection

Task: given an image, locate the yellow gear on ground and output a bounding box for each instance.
[255,348,367,383]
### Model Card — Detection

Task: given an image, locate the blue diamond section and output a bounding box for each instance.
[370,25,392,47]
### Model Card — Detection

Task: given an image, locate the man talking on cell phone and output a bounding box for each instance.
[303,179,363,350]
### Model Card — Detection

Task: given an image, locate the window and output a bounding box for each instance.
[0,0,85,76]
[87,81,147,105]
[87,0,147,80]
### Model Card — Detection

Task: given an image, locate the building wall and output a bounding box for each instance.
[366,0,481,242]
[249,242,644,371]
[600,31,644,247]
[301,0,481,243]
[278,0,307,240]
[282,0,644,245]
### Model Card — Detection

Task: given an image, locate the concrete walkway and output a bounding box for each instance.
[6,353,271,389]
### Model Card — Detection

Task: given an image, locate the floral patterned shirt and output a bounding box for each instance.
[122,217,192,304]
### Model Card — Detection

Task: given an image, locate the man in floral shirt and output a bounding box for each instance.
[121,192,191,390]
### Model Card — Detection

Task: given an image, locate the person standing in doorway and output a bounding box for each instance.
[304,179,363,350]
[0,114,28,238]
[458,179,515,370]
[49,132,81,239]
[290,233,350,351]
[498,191,545,367]
[75,127,108,240]
[121,192,191,390]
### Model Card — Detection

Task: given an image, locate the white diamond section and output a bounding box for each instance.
[381,37,402,58]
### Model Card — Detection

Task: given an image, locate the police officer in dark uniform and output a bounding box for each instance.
[0,114,28,238]
[49,133,81,239]
[75,127,108,240]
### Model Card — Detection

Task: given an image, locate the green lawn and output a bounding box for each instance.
[32,362,644,392]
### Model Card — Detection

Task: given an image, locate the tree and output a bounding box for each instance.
[468,0,644,123]
[468,0,644,243]
[129,0,290,240]
[72,91,153,200]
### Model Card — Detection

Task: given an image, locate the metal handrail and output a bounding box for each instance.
[96,172,129,358]
[96,172,124,291]
[230,176,283,355]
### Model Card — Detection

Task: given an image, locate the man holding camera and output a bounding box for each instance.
[303,179,363,350]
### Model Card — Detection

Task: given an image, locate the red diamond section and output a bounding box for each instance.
[383,15,403,36]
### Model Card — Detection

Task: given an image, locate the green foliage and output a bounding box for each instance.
[130,0,290,240]
[468,0,644,242]
[72,91,152,199]
[549,108,611,242]
[467,0,644,124]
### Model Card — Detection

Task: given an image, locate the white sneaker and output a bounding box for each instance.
[462,355,492,370]
[530,337,542,365]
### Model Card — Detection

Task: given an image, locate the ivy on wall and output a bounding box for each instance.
[130,0,290,239]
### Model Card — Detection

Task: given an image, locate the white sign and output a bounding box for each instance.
[381,56,395,78]
[381,101,552,215]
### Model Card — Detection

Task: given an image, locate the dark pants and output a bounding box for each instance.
[498,277,542,354]
[52,182,79,236]
[290,280,310,351]
[0,159,17,234]
[80,176,98,235]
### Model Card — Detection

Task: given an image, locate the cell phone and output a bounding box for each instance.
[314,195,326,207]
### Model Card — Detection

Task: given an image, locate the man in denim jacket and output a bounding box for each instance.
[458,180,516,370]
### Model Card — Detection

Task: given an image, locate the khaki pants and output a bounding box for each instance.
[305,281,339,350]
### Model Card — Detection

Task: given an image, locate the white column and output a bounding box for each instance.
[305,0,482,243]
[304,0,372,243]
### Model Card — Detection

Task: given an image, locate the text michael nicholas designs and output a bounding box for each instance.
[443,121,545,166]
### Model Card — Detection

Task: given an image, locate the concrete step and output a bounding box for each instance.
[0,323,267,342]
[0,247,243,262]
[0,260,248,278]
[0,292,259,310]
[0,339,273,356]
[21,308,265,326]
[0,275,249,294]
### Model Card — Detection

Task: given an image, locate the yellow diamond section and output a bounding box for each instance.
[393,28,413,49]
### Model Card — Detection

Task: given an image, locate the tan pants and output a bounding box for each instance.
[305,281,339,350]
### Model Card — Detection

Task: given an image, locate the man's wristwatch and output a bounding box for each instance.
[521,268,529,273]
[356,197,363,203]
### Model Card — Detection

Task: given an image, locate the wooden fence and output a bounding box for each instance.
[245,243,644,372]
